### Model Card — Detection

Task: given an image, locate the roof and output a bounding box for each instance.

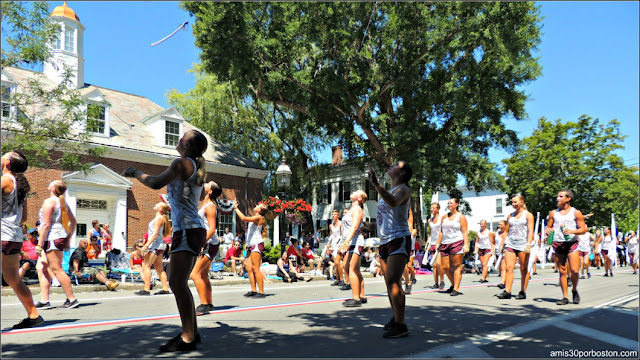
[2,66,265,171]
[51,1,80,22]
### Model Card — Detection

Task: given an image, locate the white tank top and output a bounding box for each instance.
[496,231,506,253]
[552,207,578,243]
[329,221,341,248]
[628,237,638,253]
[342,209,364,246]
[428,215,441,246]
[441,212,463,245]
[577,233,591,252]
[38,197,68,241]
[477,229,491,249]
[1,175,23,242]
[601,235,613,248]
[376,186,411,244]
[198,202,219,245]
[246,221,263,247]
[506,210,529,251]
[166,158,205,232]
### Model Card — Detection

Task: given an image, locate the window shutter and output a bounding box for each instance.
[327,183,332,204]
[339,182,343,202]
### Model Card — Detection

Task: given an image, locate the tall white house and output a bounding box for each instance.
[431,186,514,233]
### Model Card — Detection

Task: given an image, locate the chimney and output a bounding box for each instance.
[331,146,343,166]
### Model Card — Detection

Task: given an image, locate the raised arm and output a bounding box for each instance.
[368,164,410,208]
[124,158,189,190]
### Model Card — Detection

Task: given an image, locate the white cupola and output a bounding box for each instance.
[43,1,85,89]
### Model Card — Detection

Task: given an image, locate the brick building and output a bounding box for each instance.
[1,2,268,251]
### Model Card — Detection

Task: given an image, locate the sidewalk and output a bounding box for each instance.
[1,273,376,296]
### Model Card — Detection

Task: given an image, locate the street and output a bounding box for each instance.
[2,267,638,358]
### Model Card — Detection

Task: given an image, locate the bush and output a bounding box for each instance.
[262,243,281,264]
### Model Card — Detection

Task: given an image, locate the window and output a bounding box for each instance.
[339,181,351,202]
[217,213,233,238]
[87,104,106,134]
[496,198,503,215]
[77,199,107,210]
[76,224,87,237]
[64,27,74,52]
[165,120,180,146]
[2,86,12,119]
[317,183,329,204]
[53,33,61,50]
[365,180,377,202]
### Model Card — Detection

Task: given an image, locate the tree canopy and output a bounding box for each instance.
[503,116,639,229]
[1,1,106,171]
[180,1,543,194]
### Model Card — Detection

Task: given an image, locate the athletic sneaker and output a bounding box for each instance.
[384,317,395,330]
[556,297,569,305]
[383,322,409,338]
[516,291,526,300]
[60,299,80,309]
[340,283,351,291]
[342,298,362,307]
[497,283,506,289]
[159,336,197,352]
[360,297,367,304]
[34,301,53,310]
[431,283,439,289]
[331,280,341,286]
[587,272,591,278]
[445,286,454,294]
[610,272,613,277]
[134,290,151,296]
[405,284,412,295]
[439,281,445,289]
[196,304,211,314]
[154,290,171,295]
[579,275,585,279]
[12,315,44,329]
[207,304,215,312]
[604,273,609,277]
[243,291,257,297]
[450,290,461,296]
[497,291,511,299]
[412,277,417,285]
[251,293,266,299]
[572,291,580,304]
[106,279,119,291]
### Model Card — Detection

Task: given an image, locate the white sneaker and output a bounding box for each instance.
[51,278,61,287]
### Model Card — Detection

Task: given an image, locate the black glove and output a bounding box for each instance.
[368,166,379,186]
[122,167,137,177]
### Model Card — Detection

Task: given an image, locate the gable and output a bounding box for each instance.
[62,163,132,189]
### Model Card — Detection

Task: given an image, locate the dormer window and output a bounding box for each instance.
[2,85,15,120]
[87,103,108,135]
[165,120,180,146]
[64,27,74,52]
[53,33,62,50]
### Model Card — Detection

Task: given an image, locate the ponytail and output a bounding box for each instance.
[195,156,207,186]
[15,173,30,207]
[162,214,171,235]
[52,180,72,234]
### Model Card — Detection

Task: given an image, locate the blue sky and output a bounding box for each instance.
[15,1,640,169]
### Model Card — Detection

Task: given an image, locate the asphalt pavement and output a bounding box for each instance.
[2,266,638,358]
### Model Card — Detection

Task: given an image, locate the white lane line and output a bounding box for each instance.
[450,344,494,359]
[553,320,638,350]
[405,292,639,359]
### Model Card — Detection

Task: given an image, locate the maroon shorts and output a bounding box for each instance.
[428,245,437,255]
[552,241,578,256]
[338,250,347,258]
[248,242,265,254]
[44,237,69,252]
[379,236,411,260]
[1,241,22,255]
[478,248,491,257]
[601,250,609,256]
[629,253,635,263]
[504,247,523,254]
[203,243,220,260]
[578,251,589,257]
[348,245,364,255]
[439,240,464,256]
[172,228,207,255]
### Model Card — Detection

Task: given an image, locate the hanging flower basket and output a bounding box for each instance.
[259,197,312,225]
[265,211,278,221]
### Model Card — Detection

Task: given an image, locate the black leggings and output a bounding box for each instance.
[276,269,298,282]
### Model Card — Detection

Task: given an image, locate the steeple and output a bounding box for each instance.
[43,1,85,89]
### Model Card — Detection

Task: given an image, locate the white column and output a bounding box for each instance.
[273,215,280,248]
[113,195,127,251]
[66,192,77,248]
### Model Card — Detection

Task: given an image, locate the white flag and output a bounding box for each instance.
[528,212,540,274]
[610,214,618,263]
[540,219,547,269]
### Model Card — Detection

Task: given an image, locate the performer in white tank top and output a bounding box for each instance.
[577,230,594,279]
[190,181,222,314]
[436,197,469,296]
[137,202,171,296]
[235,202,268,299]
[427,203,445,290]
[498,195,534,300]
[474,220,495,283]
[627,231,638,274]
[2,151,44,329]
[599,227,617,277]
[341,190,367,307]
[327,210,346,286]
[545,190,587,306]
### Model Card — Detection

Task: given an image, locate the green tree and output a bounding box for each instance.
[166,64,331,201]
[503,116,639,227]
[1,1,106,171]
[181,1,542,194]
